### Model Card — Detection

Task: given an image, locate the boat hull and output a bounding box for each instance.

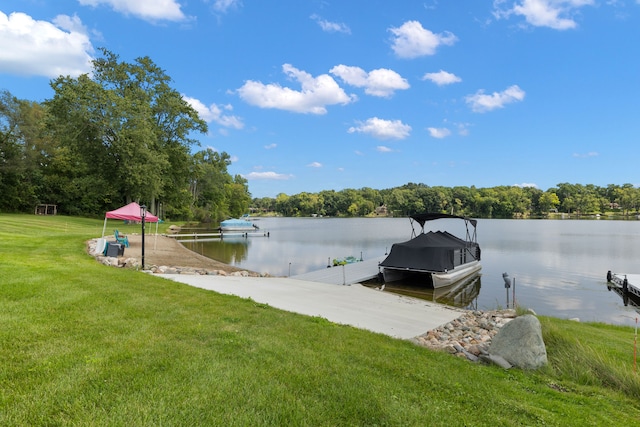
[382,260,482,289]
[219,226,257,232]
[219,218,259,232]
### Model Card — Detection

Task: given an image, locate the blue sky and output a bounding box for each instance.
[1,1,639,198]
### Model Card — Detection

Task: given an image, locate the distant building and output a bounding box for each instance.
[375,205,388,216]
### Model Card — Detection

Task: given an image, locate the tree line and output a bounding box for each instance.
[251,182,640,219]
[0,49,250,221]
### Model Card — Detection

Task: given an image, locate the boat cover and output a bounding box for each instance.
[220,218,253,227]
[379,231,476,273]
[410,213,477,228]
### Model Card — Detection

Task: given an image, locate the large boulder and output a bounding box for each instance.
[488,314,547,370]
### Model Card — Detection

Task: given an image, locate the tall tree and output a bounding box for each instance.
[226,174,252,218]
[0,91,49,211]
[46,49,207,215]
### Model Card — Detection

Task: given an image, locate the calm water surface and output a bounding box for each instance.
[182,217,640,326]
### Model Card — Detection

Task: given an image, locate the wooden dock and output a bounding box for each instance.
[291,256,386,285]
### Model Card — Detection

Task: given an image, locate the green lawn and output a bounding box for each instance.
[1,214,639,426]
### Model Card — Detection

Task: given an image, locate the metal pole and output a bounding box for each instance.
[141,204,146,270]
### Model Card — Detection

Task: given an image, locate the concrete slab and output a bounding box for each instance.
[291,256,386,285]
[161,274,464,340]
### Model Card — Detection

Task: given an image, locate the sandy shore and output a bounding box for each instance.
[107,233,249,274]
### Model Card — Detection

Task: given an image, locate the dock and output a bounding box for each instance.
[166,230,269,242]
[607,271,640,300]
[291,256,386,285]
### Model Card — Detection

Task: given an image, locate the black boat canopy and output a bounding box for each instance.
[410,213,477,228]
[379,231,473,273]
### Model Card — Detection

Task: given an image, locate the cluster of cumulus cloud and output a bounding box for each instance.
[0,0,595,142]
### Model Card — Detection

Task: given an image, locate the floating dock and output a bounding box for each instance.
[291,256,386,285]
[606,271,640,300]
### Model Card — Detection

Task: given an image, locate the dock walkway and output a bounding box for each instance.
[607,271,640,300]
[165,230,268,242]
[291,256,386,285]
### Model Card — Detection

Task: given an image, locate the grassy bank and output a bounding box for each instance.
[1,214,639,425]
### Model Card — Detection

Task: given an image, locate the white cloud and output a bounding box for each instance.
[0,12,93,78]
[212,0,243,13]
[389,20,457,59]
[237,64,356,114]
[422,70,462,86]
[494,0,594,30]
[428,127,452,138]
[330,65,409,98]
[456,122,471,136]
[243,171,293,180]
[514,183,539,188]
[348,117,412,140]
[307,162,323,168]
[264,143,277,149]
[376,146,393,152]
[572,151,599,158]
[78,0,186,22]
[311,14,351,34]
[465,85,526,112]
[183,96,244,129]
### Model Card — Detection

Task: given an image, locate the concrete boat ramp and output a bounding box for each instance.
[163,257,464,340]
[165,274,463,339]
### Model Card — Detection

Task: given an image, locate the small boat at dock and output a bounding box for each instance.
[219,217,260,232]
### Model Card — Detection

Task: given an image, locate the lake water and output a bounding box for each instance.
[181,217,640,327]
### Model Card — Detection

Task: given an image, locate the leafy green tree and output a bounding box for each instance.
[46,49,207,215]
[275,193,293,216]
[226,174,252,218]
[318,190,339,216]
[189,149,233,221]
[538,191,560,215]
[0,91,51,212]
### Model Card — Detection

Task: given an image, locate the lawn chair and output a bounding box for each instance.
[114,229,129,247]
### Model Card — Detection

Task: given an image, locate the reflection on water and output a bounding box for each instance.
[607,285,640,317]
[182,236,249,265]
[364,273,481,310]
[175,217,640,326]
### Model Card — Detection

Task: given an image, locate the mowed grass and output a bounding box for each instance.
[1,214,640,426]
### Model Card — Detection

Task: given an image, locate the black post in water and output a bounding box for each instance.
[503,272,512,309]
[140,204,146,269]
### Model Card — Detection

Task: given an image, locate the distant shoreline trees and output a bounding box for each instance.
[0,50,250,221]
[251,182,639,219]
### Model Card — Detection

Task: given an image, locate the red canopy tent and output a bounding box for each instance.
[101,202,159,238]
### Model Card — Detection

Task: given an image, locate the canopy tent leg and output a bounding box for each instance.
[154,221,159,250]
[101,216,108,238]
